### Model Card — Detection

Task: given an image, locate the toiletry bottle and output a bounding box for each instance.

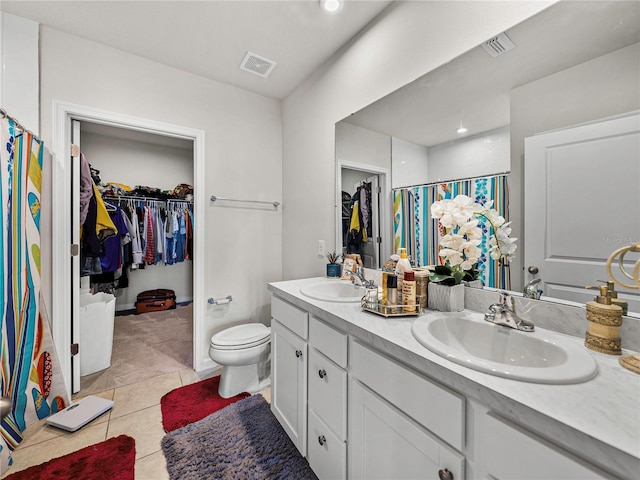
[584,285,623,355]
[598,280,628,316]
[386,274,398,315]
[402,270,416,313]
[395,248,412,295]
[414,269,429,311]
[381,271,388,307]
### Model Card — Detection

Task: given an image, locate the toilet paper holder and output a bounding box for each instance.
[208,295,233,305]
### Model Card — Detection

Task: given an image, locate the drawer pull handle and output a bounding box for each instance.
[438,468,454,480]
[318,435,326,446]
[318,369,327,379]
[295,350,303,358]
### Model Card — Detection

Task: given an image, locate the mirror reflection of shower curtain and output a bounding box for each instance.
[393,174,511,290]
[0,116,68,471]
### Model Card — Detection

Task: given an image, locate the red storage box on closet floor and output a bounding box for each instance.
[135,289,177,314]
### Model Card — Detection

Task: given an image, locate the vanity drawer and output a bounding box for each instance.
[350,340,465,451]
[307,409,347,480]
[309,316,347,367]
[271,295,308,340]
[308,347,347,441]
[484,413,611,479]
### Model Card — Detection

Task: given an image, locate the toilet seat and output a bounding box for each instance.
[210,323,271,351]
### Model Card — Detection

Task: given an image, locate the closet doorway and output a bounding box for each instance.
[336,160,391,270]
[76,121,194,395]
[52,101,206,398]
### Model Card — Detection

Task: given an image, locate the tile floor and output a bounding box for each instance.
[1,368,271,479]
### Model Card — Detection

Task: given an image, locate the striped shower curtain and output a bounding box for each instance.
[393,175,511,290]
[1,117,68,471]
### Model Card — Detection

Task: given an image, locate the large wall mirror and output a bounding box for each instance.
[335,1,640,315]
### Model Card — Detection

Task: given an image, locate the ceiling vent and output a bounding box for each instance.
[481,32,516,57]
[240,51,277,78]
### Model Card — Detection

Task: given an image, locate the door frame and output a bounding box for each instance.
[336,160,391,267]
[52,100,206,398]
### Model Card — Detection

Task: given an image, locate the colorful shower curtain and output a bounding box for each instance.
[1,116,68,472]
[393,175,511,290]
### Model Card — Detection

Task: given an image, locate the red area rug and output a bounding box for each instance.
[5,435,135,480]
[160,375,250,432]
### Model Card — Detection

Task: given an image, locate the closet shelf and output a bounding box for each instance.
[103,194,193,204]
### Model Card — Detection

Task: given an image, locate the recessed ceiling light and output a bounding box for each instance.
[321,0,344,13]
[457,127,468,134]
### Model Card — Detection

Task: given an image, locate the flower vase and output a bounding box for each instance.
[428,283,465,312]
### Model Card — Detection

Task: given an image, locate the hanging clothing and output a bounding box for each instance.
[143,206,156,264]
[93,184,117,242]
[79,153,93,225]
[100,204,128,274]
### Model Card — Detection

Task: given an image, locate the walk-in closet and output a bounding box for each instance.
[76,121,195,395]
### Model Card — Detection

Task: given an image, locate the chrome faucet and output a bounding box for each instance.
[352,265,375,288]
[484,292,535,332]
[523,278,542,299]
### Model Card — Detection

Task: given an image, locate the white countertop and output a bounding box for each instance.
[268,277,640,479]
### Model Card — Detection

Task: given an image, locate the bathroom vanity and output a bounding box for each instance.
[269,277,640,480]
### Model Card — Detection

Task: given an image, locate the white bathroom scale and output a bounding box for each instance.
[46,395,114,432]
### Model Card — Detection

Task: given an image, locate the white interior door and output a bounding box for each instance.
[524,113,640,313]
[71,119,81,393]
[367,174,381,269]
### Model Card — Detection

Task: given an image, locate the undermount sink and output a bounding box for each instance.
[300,280,366,303]
[411,311,598,384]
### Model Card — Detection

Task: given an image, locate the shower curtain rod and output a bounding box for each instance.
[0,107,41,141]
[396,171,510,190]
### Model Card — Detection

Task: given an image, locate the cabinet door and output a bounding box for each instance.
[271,320,308,456]
[349,380,464,480]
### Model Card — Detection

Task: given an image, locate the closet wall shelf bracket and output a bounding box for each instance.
[210,195,280,209]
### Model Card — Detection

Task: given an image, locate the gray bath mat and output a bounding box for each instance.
[161,394,318,480]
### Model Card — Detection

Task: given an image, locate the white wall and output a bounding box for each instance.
[37,26,282,371]
[336,121,391,170]
[282,1,555,280]
[81,129,194,310]
[427,126,510,183]
[1,13,39,133]
[391,137,429,188]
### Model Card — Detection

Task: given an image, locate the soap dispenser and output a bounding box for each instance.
[585,285,623,355]
[597,280,628,316]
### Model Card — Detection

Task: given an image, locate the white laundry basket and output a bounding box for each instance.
[79,292,116,376]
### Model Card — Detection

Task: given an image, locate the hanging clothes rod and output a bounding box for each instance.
[0,107,40,141]
[397,171,511,190]
[210,195,280,208]
[103,194,192,204]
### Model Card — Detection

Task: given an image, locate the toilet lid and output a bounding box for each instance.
[210,323,271,348]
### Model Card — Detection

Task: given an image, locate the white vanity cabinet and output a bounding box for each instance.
[270,296,309,456]
[306,316,349,480]
[483,413,612,479]
[349,340,466,480]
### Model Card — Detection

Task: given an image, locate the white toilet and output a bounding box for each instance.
[208,323,271,398]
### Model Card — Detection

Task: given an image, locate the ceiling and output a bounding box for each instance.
[1,0,393,100]
[343,0,640,147]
